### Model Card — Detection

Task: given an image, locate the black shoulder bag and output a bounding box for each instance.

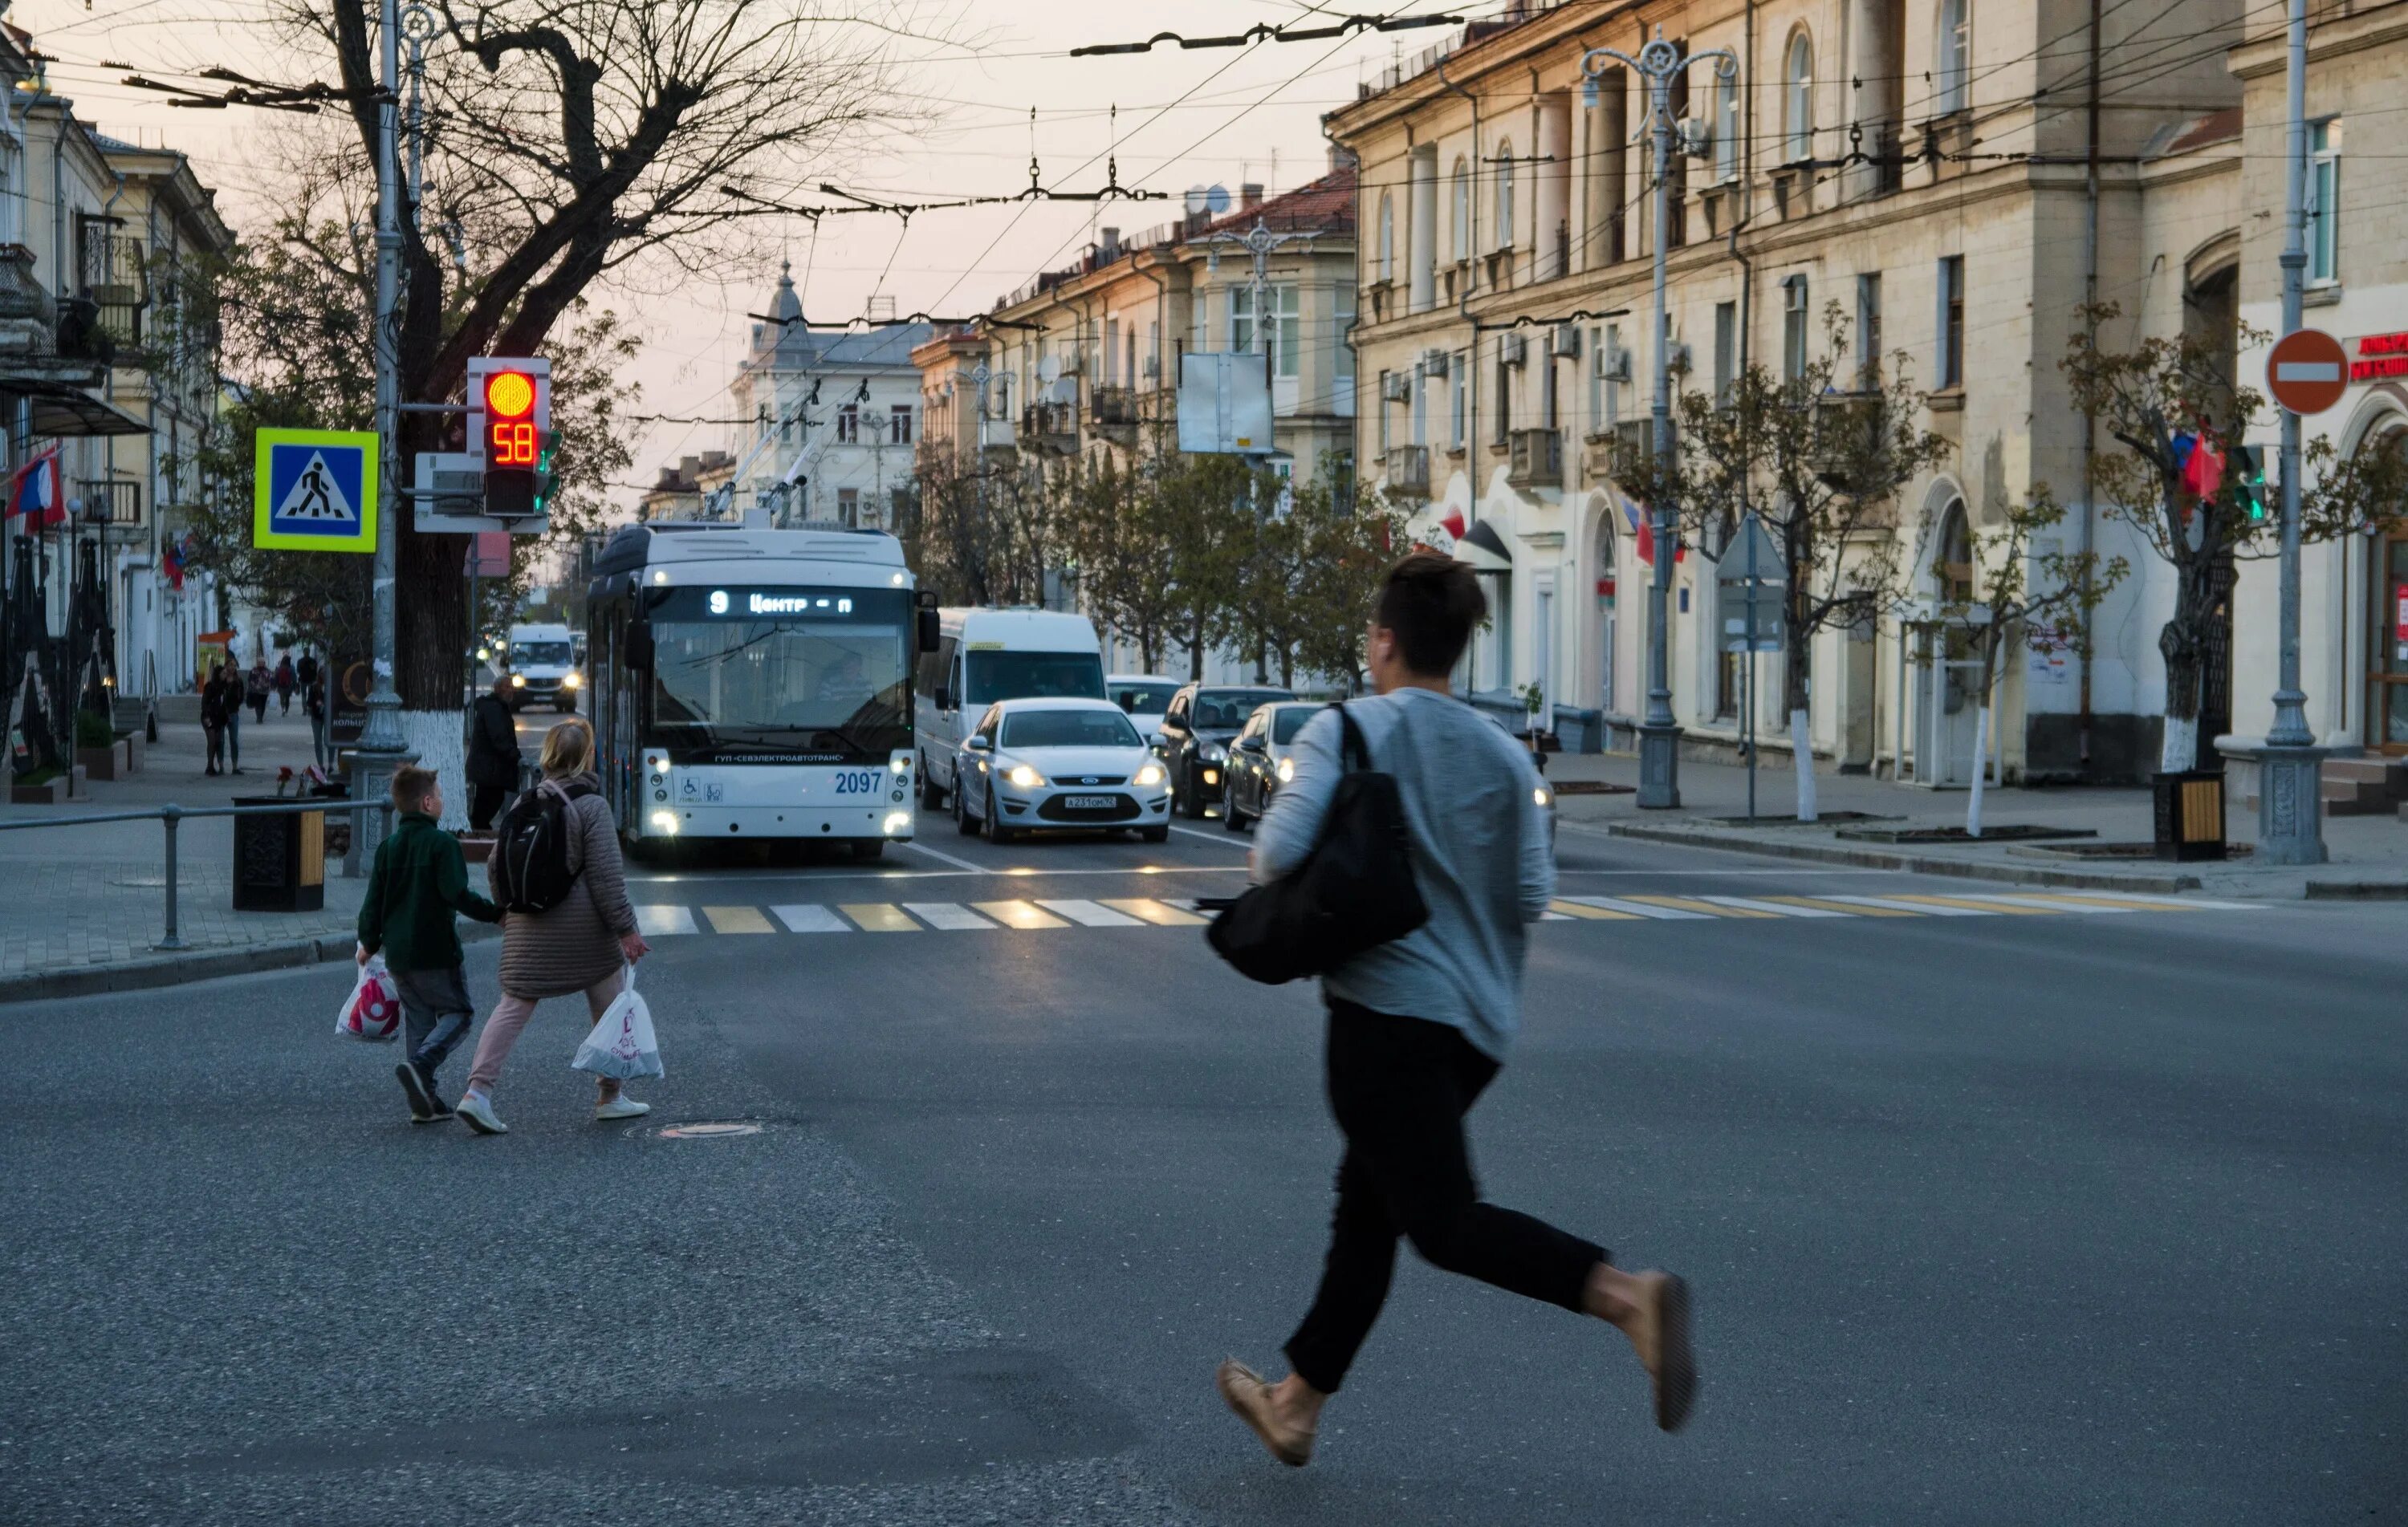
[1204,703,1430,985]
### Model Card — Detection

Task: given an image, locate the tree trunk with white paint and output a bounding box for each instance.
[2158,713,2199,774]
[399,709,470,830]
[1791,708,1817,822]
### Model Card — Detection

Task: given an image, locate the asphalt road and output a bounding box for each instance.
[4,806,2402,1525]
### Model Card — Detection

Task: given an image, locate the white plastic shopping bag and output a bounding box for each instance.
[337,954,402,1042]
[572,965,664,1081]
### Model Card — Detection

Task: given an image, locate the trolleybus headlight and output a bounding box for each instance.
[649,810,678,835]
[1133,762,1165,787]
[883,810,911,835]
[890,757,910,774]
[1007,764,1044,789]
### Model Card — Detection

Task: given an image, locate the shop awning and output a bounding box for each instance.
[1455,517,1514,574]
[13,380,150,439]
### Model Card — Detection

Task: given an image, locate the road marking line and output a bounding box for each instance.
[634,905,698,936]
[1561,895,1715,920]
[903,901,1000,930]
[1944,892,2131,914]
[771,904,852,933]
[2014,889,2247,912]
[1548,898,1645,920]
[1877,893,2064,916]
[839,903,917,932]
[1624,894,1784,918]
[699,905,775,933]
[1166,823,1249,847]
[1759,895,1918,917]
[1037,898,1145,927]
[899,841,988,873]
[1698,895,1852,918]
[1819,894,1995,916]
[972,899,1069,929]
[1100,897,1209,926]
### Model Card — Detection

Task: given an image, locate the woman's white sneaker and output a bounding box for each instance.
[455,1094,508,1135]
[595,1096,651,1122]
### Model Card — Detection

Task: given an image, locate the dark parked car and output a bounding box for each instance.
[1220,701,1324,831]
[1153,682,1295,818]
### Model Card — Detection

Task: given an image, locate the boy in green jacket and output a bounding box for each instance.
[357,766,502,1123]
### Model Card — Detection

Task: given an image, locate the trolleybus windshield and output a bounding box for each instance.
[647,587,910,754]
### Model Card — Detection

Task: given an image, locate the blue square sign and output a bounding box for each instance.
[253,429,378,552]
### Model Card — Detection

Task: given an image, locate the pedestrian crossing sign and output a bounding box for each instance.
[253,429,378,552]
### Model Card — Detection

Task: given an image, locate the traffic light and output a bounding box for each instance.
[466,356,552,521]
[2231,445,2268,524]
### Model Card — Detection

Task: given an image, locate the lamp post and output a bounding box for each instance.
[352,0,413,826]
[1583,30,1735,810]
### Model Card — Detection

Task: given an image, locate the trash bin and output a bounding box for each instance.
[2152,770,2227,862]
[232,799,327,912]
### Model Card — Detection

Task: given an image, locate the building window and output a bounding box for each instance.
[1494,344,1513,445]
[1604,322,1621,430]
[1938,255,1965,388]
[1494,141,1515,250]
[779,407,791,443]
[1782,275,1809,382]
[1713,301,1736,404]
[1784,33,1814,163]
[1451,355,1467,449]
[2308,119,2340,285]
[1336,293,1356,383]
[1936,0,1971,115]
[1377,372,1392,452]
[1451,157,1471,262]
[1231,284,1300,377]
[1714,74,1740,183]
[1191,291,1208,352]
[836,403,860,444]
[1378,193,1395,283]
[889,404,913,445]
[1589,326,1605,433]
[836,486,860,526]
[1857,272,1883,388]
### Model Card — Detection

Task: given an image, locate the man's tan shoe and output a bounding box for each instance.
[1627,1272,1698,1432]
[1215,1358,1315,1467]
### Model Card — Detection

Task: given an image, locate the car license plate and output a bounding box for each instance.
[1063,794,1117,810]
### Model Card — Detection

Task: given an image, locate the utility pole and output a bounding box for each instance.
[352,0,410,827]
[1584,31,1736,810]
[2249,0,2329,863]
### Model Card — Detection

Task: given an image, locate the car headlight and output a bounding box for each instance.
[1535,786,1552,807]
[1276,757,1295,783]
[510,673,525,688]
[1202,742,1226,763]
[1133,762,1165,787]
[562,671,581,688]
[1007,764,1044,789]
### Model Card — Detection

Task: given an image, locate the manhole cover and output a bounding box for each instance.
[657,1121,762,1139]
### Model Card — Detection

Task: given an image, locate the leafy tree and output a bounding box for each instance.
[1060,449,1182,672]
[901,441,1058,608]
[1239,466,1403,691]
[1620,306,1950,820]
[2062,303,2408,771]
[1914,489,2126,835]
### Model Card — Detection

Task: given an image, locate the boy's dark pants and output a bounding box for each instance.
[391,966,475,1082]
[1283,1000,1606,1396]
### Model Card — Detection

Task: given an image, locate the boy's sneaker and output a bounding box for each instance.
[595,1095,651,1122]
[455,1094,508,1135]
[396,1062,434,1121]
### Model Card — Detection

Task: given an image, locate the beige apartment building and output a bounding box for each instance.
[1330,0,2406,787]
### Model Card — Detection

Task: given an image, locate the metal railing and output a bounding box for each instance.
[0,796,385,952]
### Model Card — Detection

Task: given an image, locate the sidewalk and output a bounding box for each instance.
[0,704,401,1001]
[1544,746,2408,898]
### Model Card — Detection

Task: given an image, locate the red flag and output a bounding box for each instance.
[7,447,63,527]
[2181,432,2225,500]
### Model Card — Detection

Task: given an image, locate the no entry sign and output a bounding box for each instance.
[2268,328,2349,415]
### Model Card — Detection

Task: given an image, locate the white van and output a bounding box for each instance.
[913,608,1105,805]
[505,622,581,713]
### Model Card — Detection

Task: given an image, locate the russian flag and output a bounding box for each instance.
[1621,496,1683,566]
[8,448,63,527]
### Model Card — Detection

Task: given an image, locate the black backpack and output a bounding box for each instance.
[1205,704,1430,985]
[492,780,593,915]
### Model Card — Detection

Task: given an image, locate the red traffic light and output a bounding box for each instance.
[484,370,536,420]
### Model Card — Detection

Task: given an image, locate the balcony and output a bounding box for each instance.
[977,415,1017,457]
[1506,428,1562,490]
[1021,401,1079,455]
[1383,445,1430,497]
[1092,384,1140,440]
[77,477,140,526]
[1812,392,1885,489]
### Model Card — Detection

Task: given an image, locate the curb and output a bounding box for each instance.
[1601,821,2208,894]
[0,920,501,1007]
[2303,879,2408,900]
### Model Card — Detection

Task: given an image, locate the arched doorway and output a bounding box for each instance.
[2360,420,2408,751]
[1593,503,1618,716]
[1910,494,1984,786]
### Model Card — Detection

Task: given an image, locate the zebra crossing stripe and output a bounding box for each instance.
[972,899,1069,930]
[2005,891,2206,913]
[635,905,698,936]
[1946,893,2130,915]
[1817,894,1994,916]
[701,905,775,933]
[1549,898,1644,920]
[1037,898,1145,928]
[905,901,1000,930]
[1625,894,1784,919]
[1562,895,1714,920]
[1698,895,1851,918]
[771,904,851,933]
[840,903,917,932]
[1100,897,1210,926]
[1877,893,2064,916]
[1759,895,1920,917]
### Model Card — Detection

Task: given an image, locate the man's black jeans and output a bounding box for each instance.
[1284,999,1605,1395]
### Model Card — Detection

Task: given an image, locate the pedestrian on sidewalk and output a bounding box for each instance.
[1214,550,1696,1468]
[466,675,521,831]
[356,765,502,1123]
[273,652,296,715]
[454,717,650,1136]
[245,657,271,725]
[201,664,230,776]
